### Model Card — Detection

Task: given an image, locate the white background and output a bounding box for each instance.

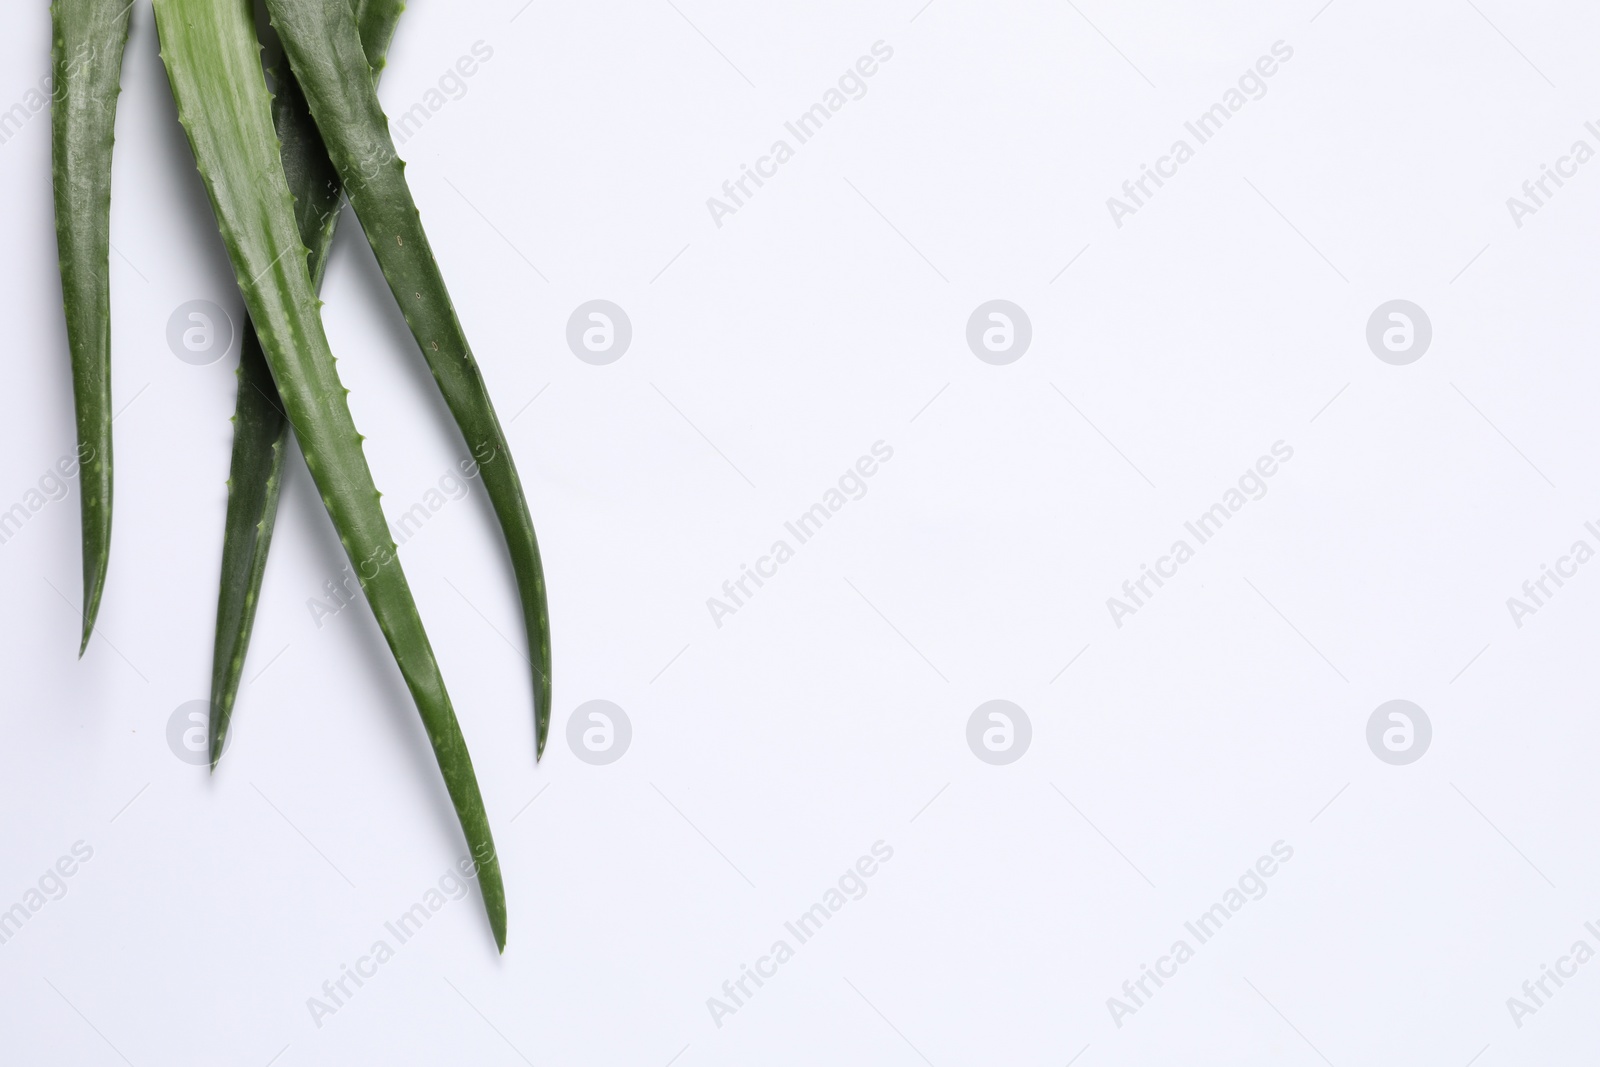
[3,0,1599,1063]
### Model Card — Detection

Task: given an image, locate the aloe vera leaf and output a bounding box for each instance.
[266,0,553,759]
[51,0,132,655]
[209,0,405,770]
[209,328,285,772]
[152,0,506,949]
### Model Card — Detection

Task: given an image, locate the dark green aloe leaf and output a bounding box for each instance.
[210,0,406,771]
[153,0,506,950]
[51,0,133,654]
[266,0,553,760]
[209,326,286,772]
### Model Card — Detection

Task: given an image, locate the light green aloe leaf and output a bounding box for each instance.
[209,0,406,771]
[266,0,553,760]
[153,0,506,950]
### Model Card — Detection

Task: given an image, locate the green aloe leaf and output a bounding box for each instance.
[209,0,406,771]
[266,0,553,759]
[209,326,285,771]
[51,0,133,654]
[153,0,506,949]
